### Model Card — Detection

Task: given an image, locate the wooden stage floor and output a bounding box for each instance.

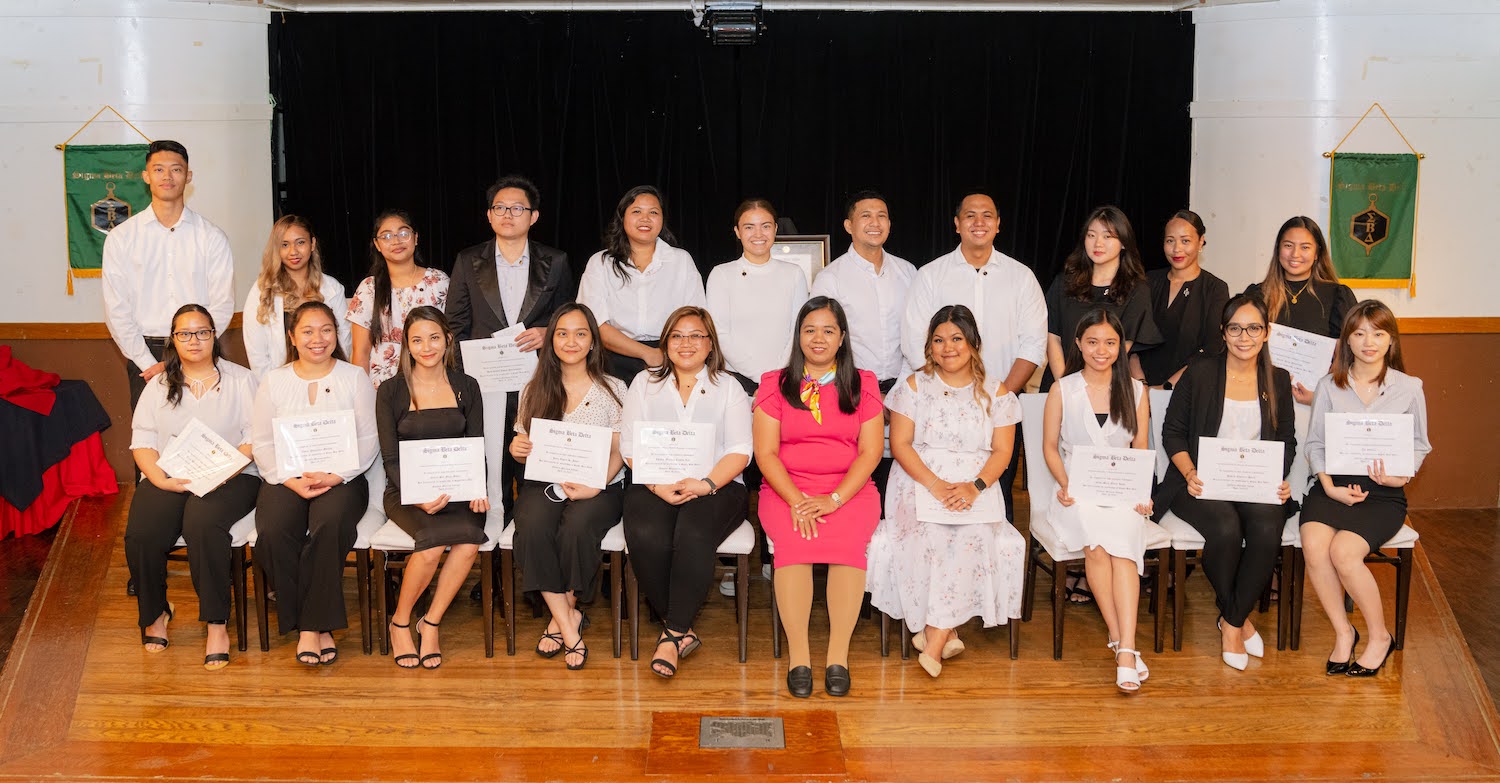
[0,488,1497,782]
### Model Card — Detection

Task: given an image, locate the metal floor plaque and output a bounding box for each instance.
[699,716,786,749]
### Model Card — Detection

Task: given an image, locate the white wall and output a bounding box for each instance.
[1190,0,1500,317]
[0,0,271,323]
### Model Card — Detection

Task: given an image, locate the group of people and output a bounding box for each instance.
[105,140,1429,697]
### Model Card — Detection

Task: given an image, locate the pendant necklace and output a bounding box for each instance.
[1287,279,1313,305]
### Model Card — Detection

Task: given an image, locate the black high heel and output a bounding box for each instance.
[416,616,443,669]
[1347,635,1395,677]
[651,629,685,678]
[389,619,419,669]
[140,603,175,652]
[1326,628,1359,676]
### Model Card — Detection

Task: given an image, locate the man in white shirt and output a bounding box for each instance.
[902,190,1048,519]
[102,140,235,412]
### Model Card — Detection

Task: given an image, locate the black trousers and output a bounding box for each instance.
[1171,493,1284,627]
[498,390,521,521]
[124,473,260,627]
[125,336,171,412]
[254,477,368,635]
[604,339,661,383]
[514,479,625,597]
[623,481,746,632]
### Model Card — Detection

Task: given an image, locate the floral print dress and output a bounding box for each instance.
[346,267,449,387]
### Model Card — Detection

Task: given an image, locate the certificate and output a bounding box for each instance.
[272,410,359,478]
[1196,437,1285,505]
[460,333,538,394]
[1267,324,1337,390]
[632,421,715,484]
[156,417,250,498]
[1325,413,1416,476]
[913,448,1003,524]
[1065,446,1155,508]
[524,418,613,489]
[399,437,487,504]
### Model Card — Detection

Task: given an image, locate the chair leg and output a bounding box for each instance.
[1021,535,1037,622]
[357,550,372,655]
[610,552,623,659]
[373,551,390,656]
[1153,550,1165,654]
[481,551,495,658]
[736,553,749,663]
[500,548,516,656]
[1009,615,1019,660]
[626,558,640,661]
[879,610,889,658]
[770,568,781,659]
[1050,557,1066,660]
[1276,545,1292,651]
[1172,550,1187,652]
[1291,547,1306,651]
[252,549,271,652]
[900,621,911,660]
[231,546,248,652]
[1393,548,1413,650]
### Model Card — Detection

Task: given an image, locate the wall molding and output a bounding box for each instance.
[0,314,243,340]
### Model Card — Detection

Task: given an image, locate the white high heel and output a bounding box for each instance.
[1218,617,1249,670]
[913,632,965,660]
[1243,630,1265,658]
[1108,640,1149,681]
[1115,648,1142,692]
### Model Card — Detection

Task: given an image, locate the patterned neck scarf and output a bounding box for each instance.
[799,365,837,424]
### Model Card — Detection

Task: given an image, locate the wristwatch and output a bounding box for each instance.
[830,491,844,507]
[973,477,988,491]
[701,477,719,495]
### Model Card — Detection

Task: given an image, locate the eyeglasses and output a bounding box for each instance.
[667,332,710,343]
[172,329,215,343]
[1224,324,1267,338]
[489,204,534,217]
[376,228,414,242]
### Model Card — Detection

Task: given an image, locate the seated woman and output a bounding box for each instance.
[243,215,350,377]
[621,306,750,679]
[251,301,379,665]
[509,303,628,671]
[867,304,1024,681]
[1043,308,1155,692]
[1301,300,1431,677]
[1154,294,1294,671]
[125,304,259,669]
[375,306,490,670]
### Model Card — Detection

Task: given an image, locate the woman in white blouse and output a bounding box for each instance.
[509,303,628,670]
[242,215,350,377]
[252,301,379,666]
[577,186,706,382]
[706,198,809,395]
[1301,300,1431,677]
[347,209,450,387]
[125,304,259,670]
[621,306,751,678]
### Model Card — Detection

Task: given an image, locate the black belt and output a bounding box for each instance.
[144,336,170,350]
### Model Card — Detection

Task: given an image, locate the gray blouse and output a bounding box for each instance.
[1306,368,1432,477]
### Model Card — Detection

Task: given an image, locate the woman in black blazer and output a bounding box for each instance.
[1139,210,1230,388]
[1154,294,1294,671]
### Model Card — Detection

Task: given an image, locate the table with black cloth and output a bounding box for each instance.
[0,380,118,538]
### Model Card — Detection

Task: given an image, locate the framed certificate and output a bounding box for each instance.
[524,418,613,489]
[1197,437,1285,505]
[272,410,359,478]
[1266,324,1337,390]
[772,234,831,289]
[1325,413,1415,477]
[1065,446,1155,508]
[156,417,250,498]
[398,437,487,504]
[460,336,539,394]
[631,421,715,484]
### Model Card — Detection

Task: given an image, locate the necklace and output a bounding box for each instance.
[1287,279,1313,305]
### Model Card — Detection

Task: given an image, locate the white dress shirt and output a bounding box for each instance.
[1306,368,1432,476]
[706,256,808,380]
[495,240,530,326]
[811,246,915,381]
[131,360,260,479]
[102,206,235,370]
[901,247,1048,385]
[241,275,352,378]
[620,366,753,483]
[577,239,707,341]
[250,360,379,485]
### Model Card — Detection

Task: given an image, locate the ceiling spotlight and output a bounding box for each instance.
[698,1,764,46]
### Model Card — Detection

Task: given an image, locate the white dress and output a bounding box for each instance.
[866,372,1026,632]
[1050,372,1151,574]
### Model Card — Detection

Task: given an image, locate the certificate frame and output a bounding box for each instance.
[772,234,831,289]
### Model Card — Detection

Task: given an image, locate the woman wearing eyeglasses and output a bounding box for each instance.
[577,186,707,382]
[509,303,628,671]
[621,306,751,679]
[348,209,449,387]
[1154,294,1295,671]
[125,304,260,670]
[243,215,351,378]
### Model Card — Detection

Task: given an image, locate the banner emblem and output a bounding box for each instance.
[1349,193,1389,256]
[91,182,132,234]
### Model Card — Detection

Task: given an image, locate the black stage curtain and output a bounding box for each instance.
[270,10,1192,291]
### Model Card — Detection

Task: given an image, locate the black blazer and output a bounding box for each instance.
[374,369,485,502]
[1151,354,1296,520]
[1140,268,1230,386]
[446,239,575,340]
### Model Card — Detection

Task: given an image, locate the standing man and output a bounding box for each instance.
[102,140,235,412]
[446,174,575,524]
[901,190,1047,520]
[812,190,916,504]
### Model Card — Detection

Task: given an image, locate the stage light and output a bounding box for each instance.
[697,1,763,45]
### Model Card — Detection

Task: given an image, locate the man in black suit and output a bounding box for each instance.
[447,175,575,524]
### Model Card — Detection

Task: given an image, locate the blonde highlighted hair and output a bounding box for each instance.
[256,215,328,325]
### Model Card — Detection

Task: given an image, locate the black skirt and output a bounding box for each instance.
[1300,476,1407,553]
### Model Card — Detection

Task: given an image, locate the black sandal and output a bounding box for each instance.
[417,616,443,670]
[564,638,589,671]
[320,642,338,666]
[651,629,684,678]
[140,603,175,652]
[389,619,419,669]
[536,630,565,658]
[296,650,322,666]
[1065,571,1095,604]
[677,630,701,659]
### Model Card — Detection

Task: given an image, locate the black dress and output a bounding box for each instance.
[1138,268,1230,387]
[376,371,487,552]
[1043,276,1162,390]
[1244,279,1357,338]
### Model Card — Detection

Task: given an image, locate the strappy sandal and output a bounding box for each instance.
[417,616,443,670]
[676,630,701,659]
[1107,640,1149,681]
[389,619,419,669]
[564,637,589,671]
[536,630,565,658]
[1116,648,1143,693]
[140,603,174,652]
[651,629,684,678]
[296,650,322,666]
[1064,571,1094,604]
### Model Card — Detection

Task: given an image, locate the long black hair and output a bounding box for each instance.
[1063,307,1137,436]
[777,296,861,415]
[1061,205,1145,304]
[366,208,425,340]
[287,301,350,363]
[517,303,622,429]
[1221,293,1278,429]
[162,304,223,407]
[602,186,676,282]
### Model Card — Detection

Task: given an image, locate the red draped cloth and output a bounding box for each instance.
[0,434,117,538]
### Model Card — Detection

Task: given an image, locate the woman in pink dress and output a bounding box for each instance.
[753,296,884,698]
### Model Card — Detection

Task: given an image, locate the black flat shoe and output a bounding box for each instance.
[1326,628,1359,676]
[1347,636,1395,678]
[825,664,851,697]
[786,666,813,698]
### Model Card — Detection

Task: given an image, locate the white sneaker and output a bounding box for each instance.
[719,575,735,597]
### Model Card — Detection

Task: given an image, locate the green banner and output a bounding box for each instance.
[63,143,149,279]
[1329,152,1418,288]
